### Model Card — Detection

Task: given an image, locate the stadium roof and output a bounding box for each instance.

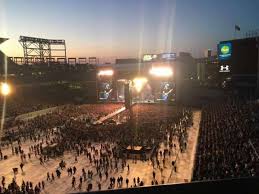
[0,38,9,45]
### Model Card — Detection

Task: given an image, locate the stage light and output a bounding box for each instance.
[1,83,11,96]
[143,55,153,61]
[117,79,127,83]
[133,77,148,93]
[149,67,173,77]
[98,70,114,76]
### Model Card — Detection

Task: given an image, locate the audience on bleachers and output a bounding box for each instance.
[193,99,258,181]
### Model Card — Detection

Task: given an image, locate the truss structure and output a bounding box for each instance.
[19,36,66,65]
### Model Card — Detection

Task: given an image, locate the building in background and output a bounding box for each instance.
[196,56,219,84]
[177,52,197,80]
[115,58,139,64]
[204,49,212,58]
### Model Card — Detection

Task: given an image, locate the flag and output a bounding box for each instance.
[235,25,241,31]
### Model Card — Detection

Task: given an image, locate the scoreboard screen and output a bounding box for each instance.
[160,53,176,60]
[218,42,232,60]
[218,38,258,75]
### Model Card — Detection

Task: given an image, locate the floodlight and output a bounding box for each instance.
[149,67,173,77]
[133,77,148,92]
[98,70,114,76]
[1,83,11,96]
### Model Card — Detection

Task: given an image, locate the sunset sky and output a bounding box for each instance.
[0,0,259,62]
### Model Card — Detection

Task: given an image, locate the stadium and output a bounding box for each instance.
[0,1,259,194]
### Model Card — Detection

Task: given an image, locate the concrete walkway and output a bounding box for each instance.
[168,110,201,183]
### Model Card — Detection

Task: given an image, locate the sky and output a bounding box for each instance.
[0,0,259,62]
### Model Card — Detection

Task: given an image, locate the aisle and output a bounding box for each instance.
[167,110,201,183]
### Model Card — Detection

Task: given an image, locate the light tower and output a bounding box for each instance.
[19,36,67,65]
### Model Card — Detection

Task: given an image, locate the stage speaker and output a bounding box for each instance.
[124,83,131,109]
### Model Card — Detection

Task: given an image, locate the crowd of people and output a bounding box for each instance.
[193,99,258,181]
[0,103,193,193]
[0,103,124,193]
[2,97,258,193]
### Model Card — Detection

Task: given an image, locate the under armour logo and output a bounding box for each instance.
[219,65,230,72]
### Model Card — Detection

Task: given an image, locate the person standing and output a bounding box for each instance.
[42,181,45,190]
[72,176,76,189]
[20,163,24,172]
[1,176,5,188]
[152,171,156,179]
[51,173,55,181]
[47,172,50,181]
